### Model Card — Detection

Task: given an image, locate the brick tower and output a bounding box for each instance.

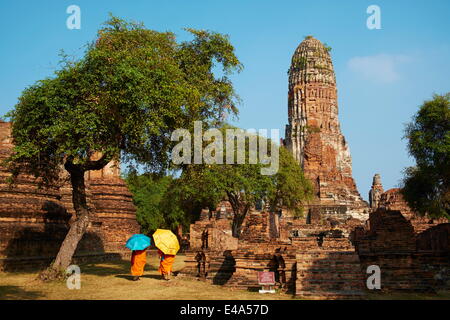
[284,36,368,219]
[368,173,384,209]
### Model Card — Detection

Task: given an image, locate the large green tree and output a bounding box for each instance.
[125,172,193,234]
[268,146,314,216]
[125,173,174,234]
[171,129,313,237]
[4,16,242,278]
[401,93,450,219]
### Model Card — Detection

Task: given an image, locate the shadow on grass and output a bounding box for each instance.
[115,274,169,281]
[80,262,129,276]
[79,260,159,277]
[0,285,43,300]
[115,271,181,281]
[115,274,136,281]
[137,274,164,280]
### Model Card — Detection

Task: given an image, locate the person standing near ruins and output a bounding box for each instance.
[130,249,147,281]
[153,229,180,281]
[158,249,176,280]
[126,234,151,281]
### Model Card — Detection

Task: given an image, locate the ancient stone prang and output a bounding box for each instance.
[182,37,450,298]
[369,173,384,209]
[284,36,368,220]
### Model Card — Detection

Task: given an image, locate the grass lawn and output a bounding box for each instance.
[0,254,292,300]
[1,254,449,300]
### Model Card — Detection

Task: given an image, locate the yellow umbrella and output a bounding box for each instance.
[152,229,180,255]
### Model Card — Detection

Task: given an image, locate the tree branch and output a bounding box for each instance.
[82,153,111,171]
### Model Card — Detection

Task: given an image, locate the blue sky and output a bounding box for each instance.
[0,0,449,200]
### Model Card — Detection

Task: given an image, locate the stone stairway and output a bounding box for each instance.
[207,252,236,285]
[296,251,367,299]
[182,238,369,299]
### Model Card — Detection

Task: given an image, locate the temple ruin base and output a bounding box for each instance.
[182,204,450,299]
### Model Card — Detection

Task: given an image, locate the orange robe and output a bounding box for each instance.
[131,250,147,276]
[158,250,176,275]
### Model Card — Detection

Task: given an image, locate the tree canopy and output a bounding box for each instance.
[401,93,450,219]
[3,15,242,276]
[166,128,313,237]
[125,172,195,234]
[5,16,242,182]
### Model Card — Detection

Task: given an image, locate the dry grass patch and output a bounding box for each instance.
[0,254,292,300]
[1,254,449,300]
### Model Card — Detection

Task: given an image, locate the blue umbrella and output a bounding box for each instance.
[125,234,151,251]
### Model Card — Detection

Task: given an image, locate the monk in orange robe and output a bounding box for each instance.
[158,249,176,280]
[130,249,147,281]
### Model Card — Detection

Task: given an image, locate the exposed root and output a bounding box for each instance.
[37,266,66,282]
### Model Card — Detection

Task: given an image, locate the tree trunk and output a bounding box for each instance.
[54,172,90,267]
[38,154,110,281]
[231,212,245,238]
[227,192,250,238]
[39,164,90,280]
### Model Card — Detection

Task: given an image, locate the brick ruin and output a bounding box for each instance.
[0,121,140,271]
[181,38,450,298]
[1,34,448,299]
[183,208,367,299]
[368,173,383,209]
[284,36,368,221]
[183,192,449,298]
[353,209,449,292]
[349,175,450,292]
[369,175,448,233]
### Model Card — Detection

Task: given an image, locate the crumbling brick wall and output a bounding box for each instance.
[378,188,447,233]
[0,121,140,271]
[184,206,367,297]
[353,208,450,292]
[416,224,450,252]
[185,197,450,295]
